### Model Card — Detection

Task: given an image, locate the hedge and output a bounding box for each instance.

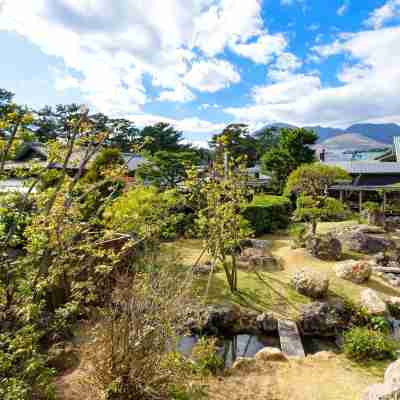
[243,195,292,235]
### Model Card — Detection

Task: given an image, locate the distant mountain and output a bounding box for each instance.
[344,123,400,144]
[314,133,387,150]
[257,122,400,145]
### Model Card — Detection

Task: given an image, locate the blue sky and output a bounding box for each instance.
[1,0,400,146]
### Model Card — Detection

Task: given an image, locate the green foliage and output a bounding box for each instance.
[343,327,396,361]
[191,337,224,375]
[363,201,381,213]
[104,186,188,240]
[243,195,292,235]
[0,192,32,247]
[210,123,257,166]
[285,163,350,197]
[0,326,55,400]
[191,157,253,292]
[138,150,198,188]
[139,122,187,155]
[261,128,318,193]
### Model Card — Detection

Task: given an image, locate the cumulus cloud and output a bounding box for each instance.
[158,85,196,103]
[225,24,400,127]
[231,33,287,64]
[183,59,240,92]
[365,0,400,29]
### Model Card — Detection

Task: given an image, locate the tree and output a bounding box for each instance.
[137,150,198,189]
[210,123,257,166]
[285,163,350,198]
[253,126,280,157]
[285,163,350,235]
[190,156,253,292]
[139,122,187,155]
[261,128,318,193]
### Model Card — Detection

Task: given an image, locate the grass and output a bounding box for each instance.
[170,220,400,318]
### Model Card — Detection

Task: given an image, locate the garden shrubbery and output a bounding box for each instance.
[343,327,396,360]
[243,195,292,235]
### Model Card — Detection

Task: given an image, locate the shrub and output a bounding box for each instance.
[243,195,291,235]
[343,327,396,360]
[191,337,224,375]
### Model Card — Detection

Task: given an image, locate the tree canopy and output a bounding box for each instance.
[261,128,318,193]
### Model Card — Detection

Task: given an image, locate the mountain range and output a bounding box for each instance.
[262,122,400,150]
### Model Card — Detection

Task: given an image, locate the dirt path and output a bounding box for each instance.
[207,353,383,400]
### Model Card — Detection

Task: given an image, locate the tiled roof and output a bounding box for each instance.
[324,161,400,174]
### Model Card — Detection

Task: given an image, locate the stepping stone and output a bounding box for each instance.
[278,319,305,358]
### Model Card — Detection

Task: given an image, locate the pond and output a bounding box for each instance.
[178,334,338,368]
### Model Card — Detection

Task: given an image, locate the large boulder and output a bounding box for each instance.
[197,305,241,335]
[343,232,395,254]
[291,269,329,299]
[360,289,388,316]
[334,260,372,284]
[362,359,400,400]
[298,301,349,336]
[255,347,288,363]
[306,234,342,261]
[256,312,278,333]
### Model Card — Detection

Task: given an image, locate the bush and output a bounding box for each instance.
[243,195,291,235]
[191,337,224,375]
[343,327,396,360]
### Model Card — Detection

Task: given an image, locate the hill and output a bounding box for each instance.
[259,122,400,145]
[314,133,386,150]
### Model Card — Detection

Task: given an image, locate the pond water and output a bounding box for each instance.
[178,334,338,368]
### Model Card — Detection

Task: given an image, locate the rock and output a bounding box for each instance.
[385,359,400,388]
[360,289,388,316]
[291,269,329,299]
[248,255,282,272]
[193,262,214,275]
[231,357,256,372]
[310,350,336,360]
[47,342,78,372]
[299,301,349,336]
[241,247,265,258]
[255,347,288,362]
[387,297,400,309]
[343,232,395,254]
[334,260,372,284]
[240,239,272,251]
[362,359,400,399]
[361,383,400,400]
[200,306,241,335]
[368,210,386,227]
[357,224,387,235]
[256,312,278,333]
[306,234,342,261]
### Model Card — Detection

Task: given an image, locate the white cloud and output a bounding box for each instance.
[131,113,225,134]
[337,3,348,16]
[192,0,263,57]
[231,33,287,64]
[225,26,400,127]
[158,85,195,103]
[199,103,220,110]
[183,59,240,92]
[365,0,400,29]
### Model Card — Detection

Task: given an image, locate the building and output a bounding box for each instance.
[375,136,400,162]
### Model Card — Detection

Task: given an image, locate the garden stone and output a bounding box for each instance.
[306,234,342,261]
[256,312,278,333]
[299,301,349,336]
[334,260,372,284]
[343,232,394,254]
[231,357,256,372]
[385,359,400,388]
[200,306,241,335]
[360,289,387,316]
[255,347,288,362]
[193,262,214,275]
[291,269,329,299]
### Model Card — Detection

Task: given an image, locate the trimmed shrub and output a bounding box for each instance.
[343,327,396,360]
[243,195,292,235]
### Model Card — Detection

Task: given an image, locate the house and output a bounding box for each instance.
[375,136,400,162]
[324,161,400,212]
